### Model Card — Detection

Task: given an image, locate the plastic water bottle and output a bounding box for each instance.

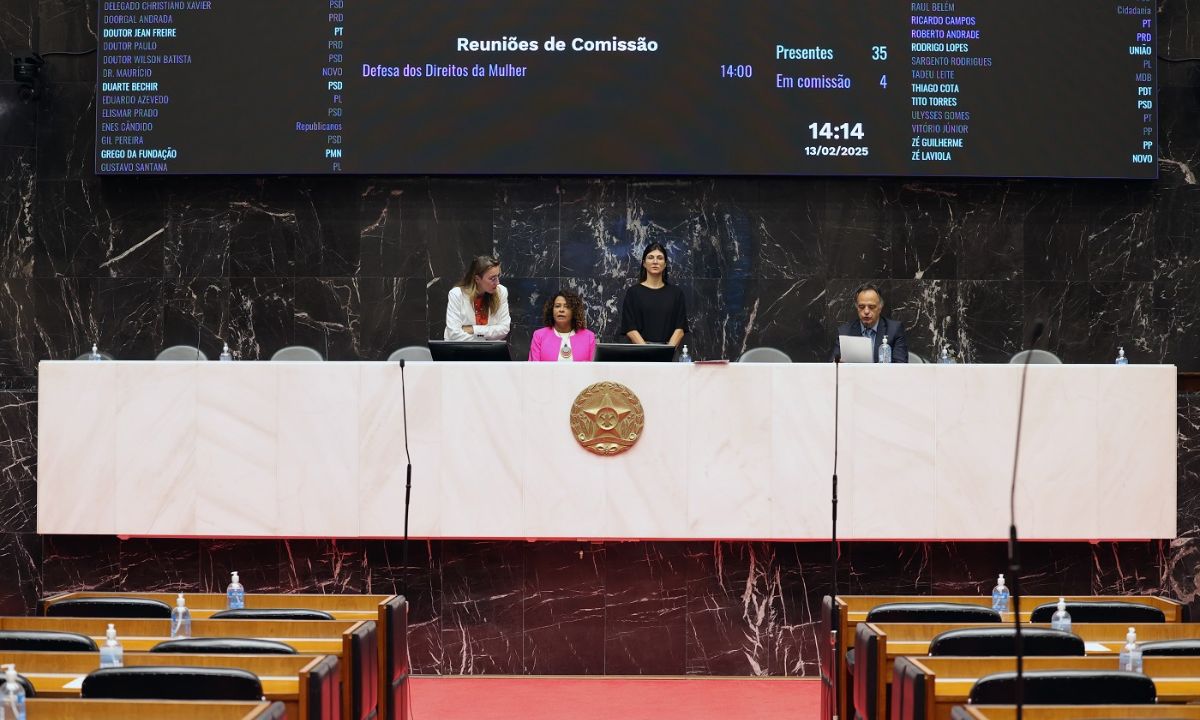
[170,593,192,639]
[678,345,692,363]
[2,665,25,720]
[991,574,1010,612]
[219,343,234,362]
[1115,346,1129,365]
[227,570,245,610]
[99,623,123,668]
[1119,627,1143,672]
[1050,598,1072,633]
[878,335,892,363]
[88,343,103,361]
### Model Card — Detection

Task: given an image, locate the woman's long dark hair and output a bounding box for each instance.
[638,242,670,284]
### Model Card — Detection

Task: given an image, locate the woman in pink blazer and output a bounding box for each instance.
[529,290,596,362]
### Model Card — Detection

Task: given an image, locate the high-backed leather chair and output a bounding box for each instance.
[46,597,172,619]
[738,347,792,363]
[388,346,432,362]
[81,666,264,701]
[150,637,297,655]
[349,619,379,720]
[0,630,98,652]
[156,345,206,361]
[1139,639,1200,656]
[866,602,1002,624]
[306,655,340,720]
[968,669,1157,704]
[929,627,1085,656]
[270,345,323,362]
[1028,600,1165,624]
[210,608,334,621]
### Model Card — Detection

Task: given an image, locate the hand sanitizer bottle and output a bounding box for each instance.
[2,665,25,720]
[99,623,123,668]
[678,345,692,363]
[878,335,892,363]
[170,593,192,638]
[88,343,103,361]
[219,343,234,362]
[1115,346,1129,365]
[227,570,245,610]
[1119,627,1143,672]
[991,574,1010,612]
[939,345,956,364]
[1050,598,1072,633]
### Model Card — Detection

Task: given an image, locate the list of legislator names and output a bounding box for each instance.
[97,1,211,173]
[93,0,1158,177]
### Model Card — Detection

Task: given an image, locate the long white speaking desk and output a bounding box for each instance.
[36,361,1176,541]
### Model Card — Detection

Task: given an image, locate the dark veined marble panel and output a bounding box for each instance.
[118,538,201,593]
[199,540,285,594]
[522,542,605,674]
[0,392,36,535]
[1178,393,1200,538]
[441,541,524,674]
[0,533,39,615]
[41,534,121,594]
[294,276,428,361]
[604,542,687,675]
[685,542,779,676]
[494,179,561,279]
[365,540,443,675]
[281,539,370,594]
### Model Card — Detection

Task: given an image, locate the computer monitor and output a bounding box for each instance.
[593,343,677,363]
[427,340,512,362]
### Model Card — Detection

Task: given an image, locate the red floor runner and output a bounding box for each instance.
[408,675,820,720]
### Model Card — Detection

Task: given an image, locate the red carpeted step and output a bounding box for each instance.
[408,675,820,720]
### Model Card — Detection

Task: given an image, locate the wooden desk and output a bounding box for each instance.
[37,592,410,720]
[821,596,1184,720]
[956,706,1200,720]
[904,656,1200,720]
[855,623,1200,720]
[22,698,282,719]
[0,650,326,718]
[42,591,393,623]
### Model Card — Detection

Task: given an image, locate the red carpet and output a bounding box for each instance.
[407,675,820,720]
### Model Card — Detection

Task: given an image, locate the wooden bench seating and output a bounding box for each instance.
[900,656,1200,720]
[953,705,1200,720]
[21,698,285,719]
[41,592,409,720]
[0,616,375,720]
[821,595,1184,720]
[856,622,1200,720]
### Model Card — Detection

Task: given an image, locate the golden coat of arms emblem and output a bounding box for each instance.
[570,381,645,456]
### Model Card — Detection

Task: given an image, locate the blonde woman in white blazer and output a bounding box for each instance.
[444,255,511,341]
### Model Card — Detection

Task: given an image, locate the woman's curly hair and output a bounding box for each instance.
[542,289,587,331]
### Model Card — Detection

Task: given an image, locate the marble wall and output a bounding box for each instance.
[0,0,1197,676]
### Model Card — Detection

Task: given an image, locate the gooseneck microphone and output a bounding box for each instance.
[398,358,414,597]
[830,354,841,603]
[1010,318,1045,720]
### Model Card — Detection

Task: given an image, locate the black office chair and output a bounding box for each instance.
[929,627,1085,656]
[210,608,334,621]
[968,670,1157,704]
[81,666,264,701]
[150,637,297,654]
[1139,639,1200,656]
[46,597,172,619]
[0,630,98,652]
[1028,600,1165,624]
[866,602,1002,624]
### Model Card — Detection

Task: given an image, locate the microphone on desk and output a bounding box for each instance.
[397,357,414,597]
[1009,318,1045,720]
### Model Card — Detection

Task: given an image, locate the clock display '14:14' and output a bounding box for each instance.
[809,122,865,140]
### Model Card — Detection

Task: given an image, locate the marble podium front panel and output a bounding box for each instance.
[37,361,1176,540]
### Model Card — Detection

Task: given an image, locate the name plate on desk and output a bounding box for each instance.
[36,361,1176,541]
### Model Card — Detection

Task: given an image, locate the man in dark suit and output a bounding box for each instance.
[831,282,909,362]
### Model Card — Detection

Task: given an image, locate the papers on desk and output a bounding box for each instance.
[62,675,86,689]
[1084,641,1111,652]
